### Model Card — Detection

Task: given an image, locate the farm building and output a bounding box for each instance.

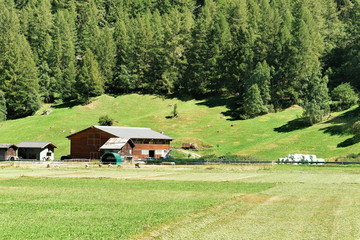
[66,126,174,160]
[0,144,18,160]
[99,138,135,162]
[17,142,57,160]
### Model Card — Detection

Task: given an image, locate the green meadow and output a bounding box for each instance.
[0,165,360,239]
[0,94,359,160]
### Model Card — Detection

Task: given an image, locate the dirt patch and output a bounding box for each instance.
[289,104,301,109]
[45,172,91,177]
[172,137,213,150]
[241,194,272,205]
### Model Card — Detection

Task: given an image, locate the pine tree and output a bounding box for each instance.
[50,9,77,101]
[242,84,268,119]
[0,91,6,121]
[26,0,53,64]
[76,48,103,103]
[247,61,272,106]
[97,25,116,89]
[78,0,101,54]
[0,2,40,119]
[302,73,330,125]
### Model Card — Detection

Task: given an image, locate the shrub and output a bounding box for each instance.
[352,121,360,136]
[172,104,178,118]
[331,83,357,111]
[98,115,113,126]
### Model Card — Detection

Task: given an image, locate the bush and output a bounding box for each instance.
[352,121,360,136]
[331,83,357,111]
[171,104,178,118]
[98,115,113,126]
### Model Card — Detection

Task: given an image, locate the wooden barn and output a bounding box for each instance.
[0,144,18,160]
[17,142,57,161]
[66,126,174,160]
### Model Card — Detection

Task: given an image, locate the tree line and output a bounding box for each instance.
[0,0,359,123]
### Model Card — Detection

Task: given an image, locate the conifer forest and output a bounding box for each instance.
[0,0,359,122]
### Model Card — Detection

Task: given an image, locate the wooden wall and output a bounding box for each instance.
[120,142,133,156]
[69,128,115,159]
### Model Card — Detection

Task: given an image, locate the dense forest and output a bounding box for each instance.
[0,0,359,122]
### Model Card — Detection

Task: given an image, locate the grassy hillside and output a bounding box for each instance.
[0,94,359,160]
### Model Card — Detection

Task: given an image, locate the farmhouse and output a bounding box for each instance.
[17,141,57,160]
[66,126,174,160]
[0,144,18,160]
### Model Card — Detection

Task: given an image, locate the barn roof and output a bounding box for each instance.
[17,141,57,149]
[0,144,17,150]
[67,126,174,140]
[99,138,135,150]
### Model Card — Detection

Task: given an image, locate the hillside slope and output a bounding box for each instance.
[0,94,359,160]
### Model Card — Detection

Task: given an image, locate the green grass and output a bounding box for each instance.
[0,175,272,239]
[1,165,360,239]
[0,94,359,160]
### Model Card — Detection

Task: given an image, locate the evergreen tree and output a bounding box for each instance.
[247,61,272,106]
[0,91,6,121]
[0,1,40,119]
[242,84,268,119]
[97,25,116,90]
[302,73,330,125]
[76,48,103,103]
[78,0,101,54]
[26,0,53,64]
[50,9,77,101]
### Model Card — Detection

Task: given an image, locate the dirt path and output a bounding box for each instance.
[177,149,202,158]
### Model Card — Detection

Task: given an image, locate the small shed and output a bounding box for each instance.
[99,138,135,162]
[0,144,18,160]
[101,152,122,165]
[17,141,57,161]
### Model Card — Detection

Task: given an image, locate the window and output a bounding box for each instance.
[87,132,101,146]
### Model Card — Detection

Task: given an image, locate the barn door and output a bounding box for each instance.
[149,150,155,158]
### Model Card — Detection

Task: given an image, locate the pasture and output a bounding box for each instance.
[0,164,359,239]
[0,94,360,160]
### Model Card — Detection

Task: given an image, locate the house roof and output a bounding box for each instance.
[67,126,174,140]
[99,138,135,150]
[17,141,57,149]
[0,144,17,150]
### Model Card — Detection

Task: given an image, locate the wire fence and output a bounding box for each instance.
[1,159,360,167]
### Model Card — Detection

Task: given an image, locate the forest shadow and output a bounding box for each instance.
[52,99,85,109]
[320,107,360,148]
[196,96,240,121]
[274,118,310,133]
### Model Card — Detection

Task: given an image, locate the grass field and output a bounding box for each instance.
[0,164,360,239]
[0,94,359,160]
